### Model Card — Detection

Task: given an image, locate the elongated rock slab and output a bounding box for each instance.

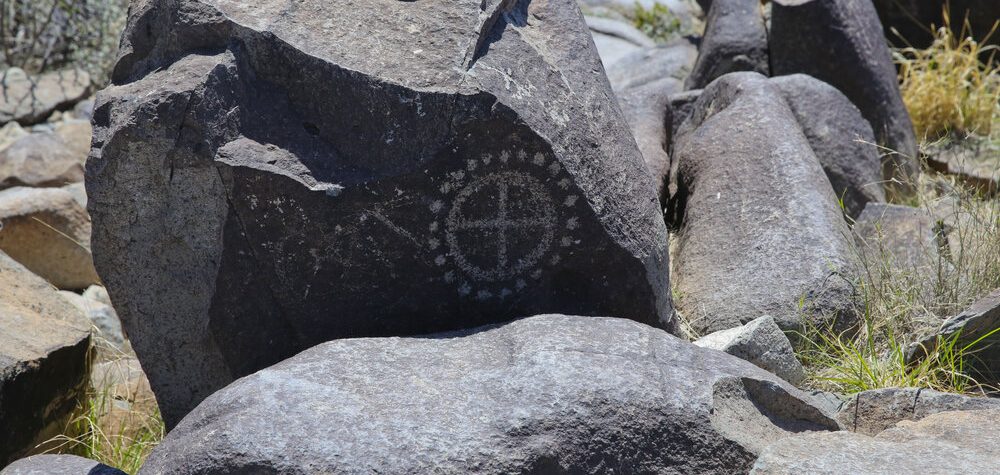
[88,0,672,427]
[672,72,857,334]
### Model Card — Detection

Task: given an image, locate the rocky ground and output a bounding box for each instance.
[1,0,998,474]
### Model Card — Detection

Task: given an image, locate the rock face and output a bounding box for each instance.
[0,133,84,190]
[616,81,677,204]
[872,0,1000,48]
[605,40,698,93]
[751,409,1000,474]
[769,75,885,218]
[0,187,98,290]
[1,455,126,475]
[88,0,673,427]
[672,72,857,334]
[770,0,919,192]
[0,68,91,126]
[837,387,1000,436]
[854,203,943,272]
[0,252,91,467]
[694,315,805,385]
[686,0,769,90]
[586,16,655,69]
[141,315,839,475]
[910,289,1000,381]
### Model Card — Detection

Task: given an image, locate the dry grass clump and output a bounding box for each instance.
[797,174,1000,396]
[895,12,1000,140]
[42,341,164,474]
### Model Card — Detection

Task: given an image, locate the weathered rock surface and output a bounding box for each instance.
[58,290,125,348]
[686,0,769,90]
[925,137,1000,196]
[0,187,98,289]
[53,120,93,163]
[141,315,839,475]
[751,409,1000,474]
[89,0,672,427]
[672,72,857,334]
[695,315,805,385]
[837,387,1000,436]
[0,68,91,126]
[770,75,886,218]
[854,203,943,273]
[0,133,84,190]
[770,0,919,192]
[1,455,126,475]
[0,252,91,466]
[605,40,698,92]
[616,80,678,205]
[910,289,1000,382]
[586,16,655,69]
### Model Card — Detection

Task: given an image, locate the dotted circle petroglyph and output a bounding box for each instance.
[445,171,556,282]
[429,149,581,300]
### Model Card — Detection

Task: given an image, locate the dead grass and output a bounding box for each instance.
[895,11,1000,140]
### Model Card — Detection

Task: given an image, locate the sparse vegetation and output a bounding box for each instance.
[0,0,128,85]
[42,342,164,474]
[632,2,683,43]
[895,11,1000,140]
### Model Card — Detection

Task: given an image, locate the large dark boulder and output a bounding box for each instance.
[1,455,126,475]
[872,0,1000,48]
[686,0,769,90]
[770,0,919,195]
[672,72,857,334]
[87,0,673,428]
[616,79,679,205]
[0,252,91,466]
[140,315,840,475]
[769,75,886,218]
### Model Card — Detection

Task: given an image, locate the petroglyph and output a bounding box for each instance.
[431,149,580,298]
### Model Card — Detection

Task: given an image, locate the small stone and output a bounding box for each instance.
[695,315,806,385]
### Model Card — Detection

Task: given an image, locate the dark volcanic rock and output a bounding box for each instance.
[1,455,126,475]
[769,75,886,218]
[837,387,1000,436]
[685,0,769,90]
[616,79,678,205]
[770,0,919,193]
[909,289,1000,382]
[872,0,1000,48]
[752,409,1000,474]
[0,252,91,467]
[140,315,839,475]
[672,72,857,334]
[854,203,943,274]
[88,0,672,427]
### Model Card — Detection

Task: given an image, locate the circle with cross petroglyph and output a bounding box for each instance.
[445,171,556,282]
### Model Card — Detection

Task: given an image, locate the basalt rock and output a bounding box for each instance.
[140,315,839,475]
[672,72,857,334]
[770,0,919,193]
[0,252,91,467]
[769,75,886,218]
[1,455,126,475]
[837,387,1000,436]
[685,0,769,90]
[88,0,672,427]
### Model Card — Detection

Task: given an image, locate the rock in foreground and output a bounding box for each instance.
[0,252,91,466]
[836,387,1000,436]
[141,315,839,475]
[88,0,672,427]
[1,455,125,475]
[751,409,1000,474]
